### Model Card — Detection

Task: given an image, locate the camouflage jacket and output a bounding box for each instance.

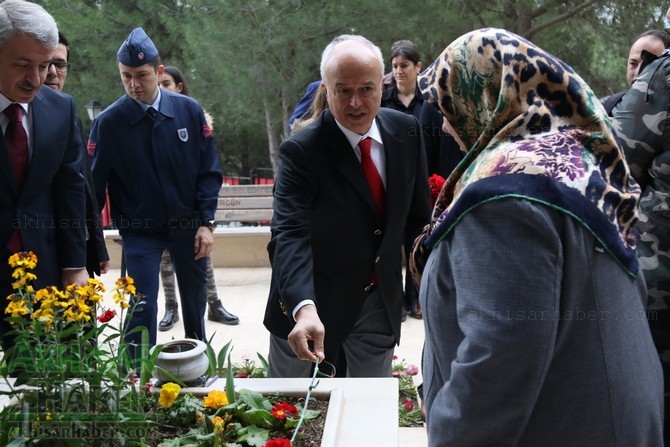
[613,50,670,309]
[613,50,670,234]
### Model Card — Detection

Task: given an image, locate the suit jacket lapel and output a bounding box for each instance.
[21,90,47,199]
[0,137,17,196]
[376,110,404,223]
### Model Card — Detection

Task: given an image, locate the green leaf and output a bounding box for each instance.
[297,408,321,420]
[256,352,269,371]
[241,408,274,428]
[153,365,187,387]
[235,424,270,447]
[238,389,266,410]
[218,339,232,372]
[225,350,235,404]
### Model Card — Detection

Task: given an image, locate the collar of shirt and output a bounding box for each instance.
[136,87,162,112]
[335,118,386,186]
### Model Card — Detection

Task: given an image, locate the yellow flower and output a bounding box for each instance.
[112,277,134,309]
[5,299,29,319]
[11,267,37,290]
[84,278,105,302]
[32,307,54,325]
[158,383,181,408]
[8,251,37,270]
[34,288,51,302]
[212,415,225,435]
[63,298,92,323]
[115,277,136,295]
[5,252,136,329]
[113,291,131,309]
[203,390,229,409]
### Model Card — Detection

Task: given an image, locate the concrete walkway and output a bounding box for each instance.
[98,266,427,446]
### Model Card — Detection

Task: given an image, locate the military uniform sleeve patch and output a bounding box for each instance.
[203,124,213,138]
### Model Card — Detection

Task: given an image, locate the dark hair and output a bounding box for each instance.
[58,31,70,60]
[390,39,420,64]
[148,56,162,72]
[163,65,189,96]
[635,29,670,48]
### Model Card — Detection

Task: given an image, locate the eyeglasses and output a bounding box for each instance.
[49,61,71,74]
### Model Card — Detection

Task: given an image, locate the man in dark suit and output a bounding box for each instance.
[0,0,88,351]
[45,31,110,278]
[264,34,431,377]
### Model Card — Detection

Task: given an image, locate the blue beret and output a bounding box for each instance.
[117,27,159,67]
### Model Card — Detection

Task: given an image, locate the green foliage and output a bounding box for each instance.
[34,0,665,173]
[160,393,203,427]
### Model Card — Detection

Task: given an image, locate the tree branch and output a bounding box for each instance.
[524,0,601,39]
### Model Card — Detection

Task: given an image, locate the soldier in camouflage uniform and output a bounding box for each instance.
[613,48,670,439]
[601,29,670,116]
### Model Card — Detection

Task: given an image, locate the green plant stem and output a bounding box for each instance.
[291,360,320,444]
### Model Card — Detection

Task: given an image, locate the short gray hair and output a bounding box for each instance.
[320,34,384,81]
[0,0,58,50]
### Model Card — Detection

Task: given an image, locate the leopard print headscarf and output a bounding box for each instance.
[410,28,640,284]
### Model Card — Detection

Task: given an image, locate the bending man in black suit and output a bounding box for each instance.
[0,0,88,351]
[264,34,431,377]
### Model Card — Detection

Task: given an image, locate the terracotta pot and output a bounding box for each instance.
[151,338,209,384]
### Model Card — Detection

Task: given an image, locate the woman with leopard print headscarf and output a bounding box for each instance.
[414,28,663,446]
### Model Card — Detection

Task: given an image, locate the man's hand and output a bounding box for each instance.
[194,226,214,260]
[62,268,89,287]
[99,260,111,275]
[287,304,326,363]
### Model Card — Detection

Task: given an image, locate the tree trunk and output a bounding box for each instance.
[264,96,279,176]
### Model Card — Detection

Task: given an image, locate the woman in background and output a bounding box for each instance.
[381,39,424,320]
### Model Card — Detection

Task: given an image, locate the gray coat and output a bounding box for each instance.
[420,197,663,446]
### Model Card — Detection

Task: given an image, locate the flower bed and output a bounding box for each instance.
[0,252,329,446]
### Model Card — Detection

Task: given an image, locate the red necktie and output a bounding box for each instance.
[5,103,28,188]
[4,103,28,253]
[359,137,385,217]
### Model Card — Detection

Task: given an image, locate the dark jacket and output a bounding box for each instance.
[90,90,222,233]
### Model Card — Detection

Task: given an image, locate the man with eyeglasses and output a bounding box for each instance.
[44,31,109,278]
[44,34,69,91]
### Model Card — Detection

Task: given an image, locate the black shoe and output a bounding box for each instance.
[208,299,239,325]
[409,298,423,320]
[401,306,408,322]
[159,302,179,331]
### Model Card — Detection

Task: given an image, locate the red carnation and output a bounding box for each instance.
[97,309,117,323]
[428,174,446,207]
[263,439,292,447]
[403,399,414,411]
